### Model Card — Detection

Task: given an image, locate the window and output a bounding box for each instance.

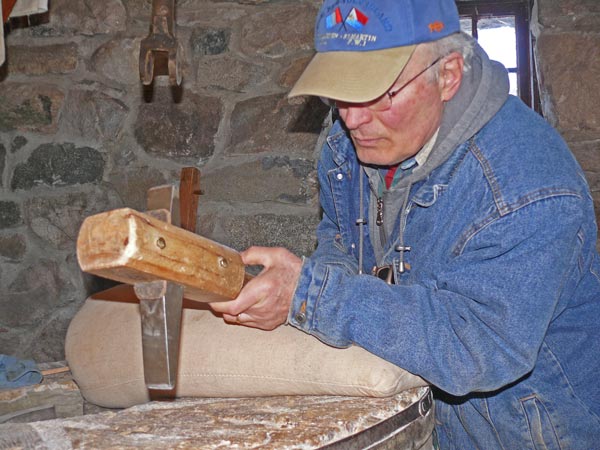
[456,1,539,112]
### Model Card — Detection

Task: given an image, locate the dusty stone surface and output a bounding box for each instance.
[202,157,316,204]
[190,27,231,56]
[11,143,104,190]
[135,90,222,163]
[0,233,27,261]
[535,33,600,135]
[0,143,5,184]
[0,388,430,449]
[280,55,313,89]
[59,90,129,142]
[195,54,272,92]
[108,165,167,210]
[0,201,22,228]
[240,4,317,58]
[536,0,600,32]
[1,261,69,328]
[229,94,328,155]
[5,43,78,75]
[91,38,141,86]
[10,136,28,153]
[24,191,121,250]
[48,0,126,36]
[0,83,64,134]
[215,213,320,257]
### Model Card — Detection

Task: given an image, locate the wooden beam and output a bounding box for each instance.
[77,208,248,303]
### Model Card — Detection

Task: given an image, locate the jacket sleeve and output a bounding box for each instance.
[288,193,586,396]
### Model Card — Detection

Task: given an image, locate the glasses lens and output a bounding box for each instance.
[369,94,392,112]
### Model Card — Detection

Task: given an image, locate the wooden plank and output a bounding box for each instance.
[179,167,200,233]
[77,208,247,302]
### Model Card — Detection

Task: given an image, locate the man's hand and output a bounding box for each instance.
[209,246,303,330]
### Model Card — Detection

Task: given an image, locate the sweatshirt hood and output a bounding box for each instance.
[379,40,510,188]
[364,40,510,262]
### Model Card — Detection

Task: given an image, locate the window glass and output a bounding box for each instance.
[477,16,517,68]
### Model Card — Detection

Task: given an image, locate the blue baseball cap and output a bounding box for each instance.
[289,0,460,102]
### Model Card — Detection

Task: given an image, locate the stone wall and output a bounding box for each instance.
[1,0,599,363]
[0,0,326,362]
[532,0,600,229]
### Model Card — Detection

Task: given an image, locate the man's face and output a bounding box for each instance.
[336,48,449,166]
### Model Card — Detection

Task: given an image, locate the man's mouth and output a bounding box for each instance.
[352,135,381,147]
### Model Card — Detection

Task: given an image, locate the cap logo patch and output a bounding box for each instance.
[346,7,369,30]
[325,7,343,28]
[325,6,369,31]
[429,21,445,33]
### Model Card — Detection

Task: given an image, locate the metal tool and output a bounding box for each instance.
[139,0,182,86]
[135,168,200,390]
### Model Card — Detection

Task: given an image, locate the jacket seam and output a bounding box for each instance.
[454,192,582,256]
[470,140,507,214]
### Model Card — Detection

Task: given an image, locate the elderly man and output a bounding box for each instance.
[210,0,600,447]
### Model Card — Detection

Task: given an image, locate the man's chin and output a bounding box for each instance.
[356,148,397,167]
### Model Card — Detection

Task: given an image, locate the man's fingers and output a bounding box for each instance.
[240,246,272,266]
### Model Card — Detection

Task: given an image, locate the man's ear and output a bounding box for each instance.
[438,52,464,102]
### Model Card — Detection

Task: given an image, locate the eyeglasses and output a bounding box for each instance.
[331,56,444,112]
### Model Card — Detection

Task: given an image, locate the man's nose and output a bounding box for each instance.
[339,105,372,129]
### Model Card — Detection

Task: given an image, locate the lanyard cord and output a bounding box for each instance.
[356,168,366,275]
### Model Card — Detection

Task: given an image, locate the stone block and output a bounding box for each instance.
[108,165,167,210]
[570,140,600,191]
[279,55,313,89]
[0,233,26,261]
[536,33,600,134]
[214,212,320,257]
[91,37,141,86]
[229,94,329,155]
[536,0,600,32]
[202,157,316,204]
[48,0,126,36]
[0,201,22,229]
[0,83,64,134]
[24,190,121,250]
[11,143,104,191]
[10,136,27,153]
[0,260,66,328]
[195,54,272,92]
[60,90,129,141]
[240,3,316,58]
[176,3,246,26]
[0,144,4,184]
[190,27,230,55]
[5,43,77,75]
[135,90,221,163]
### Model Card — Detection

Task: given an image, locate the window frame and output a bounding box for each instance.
[456,1,539,111]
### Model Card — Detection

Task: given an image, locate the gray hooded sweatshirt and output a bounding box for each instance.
[364,42,510,263]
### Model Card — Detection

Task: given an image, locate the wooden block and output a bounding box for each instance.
[77,208,247,302]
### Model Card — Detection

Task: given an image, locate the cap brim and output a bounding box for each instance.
[288,45,416,103]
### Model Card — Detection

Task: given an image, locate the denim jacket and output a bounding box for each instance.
[288,96,600,449]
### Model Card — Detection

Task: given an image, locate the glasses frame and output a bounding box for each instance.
[332,55,444,112]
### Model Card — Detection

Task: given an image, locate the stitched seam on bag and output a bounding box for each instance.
[178,373,388,389]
